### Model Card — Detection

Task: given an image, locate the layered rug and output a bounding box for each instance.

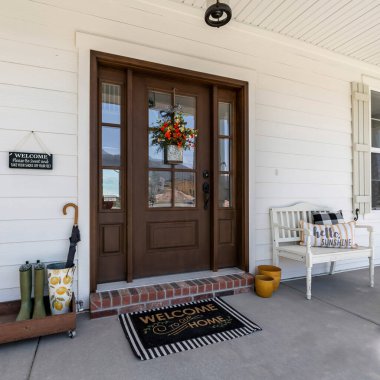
[119,297,261,360]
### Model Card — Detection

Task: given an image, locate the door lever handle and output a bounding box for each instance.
[202,182,210,210]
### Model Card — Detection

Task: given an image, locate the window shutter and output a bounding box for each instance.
[352,82,370,216]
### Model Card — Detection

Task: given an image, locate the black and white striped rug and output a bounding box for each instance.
[119,297,261,360]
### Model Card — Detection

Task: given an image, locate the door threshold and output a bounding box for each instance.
[91,270,254,318]
[96,267,244,292]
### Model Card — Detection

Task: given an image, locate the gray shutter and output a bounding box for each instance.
[352,82,371,216]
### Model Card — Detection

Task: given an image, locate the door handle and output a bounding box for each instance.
[202,182,210,210]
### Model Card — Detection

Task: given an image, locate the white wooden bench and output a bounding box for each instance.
[269,203,374,299]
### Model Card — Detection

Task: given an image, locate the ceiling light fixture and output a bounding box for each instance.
[205,0,232,28]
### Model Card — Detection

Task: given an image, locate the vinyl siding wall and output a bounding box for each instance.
[1,0,380,304]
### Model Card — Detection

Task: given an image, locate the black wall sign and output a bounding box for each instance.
[9,152,53,170]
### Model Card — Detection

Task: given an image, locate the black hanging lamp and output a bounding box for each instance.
[205,0,232,28]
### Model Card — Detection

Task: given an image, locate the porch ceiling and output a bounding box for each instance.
[170,0,380,67]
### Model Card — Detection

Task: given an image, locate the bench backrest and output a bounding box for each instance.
[270,203,329,244]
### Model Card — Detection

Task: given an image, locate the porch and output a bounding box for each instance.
[2,267,379,380]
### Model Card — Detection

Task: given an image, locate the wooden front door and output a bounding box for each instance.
[132,74,211,278]
[91,52,249,290]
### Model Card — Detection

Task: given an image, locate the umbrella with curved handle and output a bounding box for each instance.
[63,203,80,268]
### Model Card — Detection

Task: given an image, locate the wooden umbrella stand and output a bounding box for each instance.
[0,203,79,344]
[0,295,77,344]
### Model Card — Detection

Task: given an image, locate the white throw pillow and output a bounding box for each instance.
[299,220,357,249]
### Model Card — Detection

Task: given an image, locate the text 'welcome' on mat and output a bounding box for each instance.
[119,297,262,360]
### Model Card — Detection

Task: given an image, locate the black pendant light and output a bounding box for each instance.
[205,0,232,28]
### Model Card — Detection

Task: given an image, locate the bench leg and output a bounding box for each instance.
[306,266,312,300]
[329,262,335,275]
[273,249,279,267]
[369,256,374,288]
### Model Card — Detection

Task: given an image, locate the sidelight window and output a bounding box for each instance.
[100,82,123,210]
[218,102,232,208]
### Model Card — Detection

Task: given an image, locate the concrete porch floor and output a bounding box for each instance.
[2,267,380,380]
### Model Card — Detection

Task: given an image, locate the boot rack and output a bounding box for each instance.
[0,203,78,344]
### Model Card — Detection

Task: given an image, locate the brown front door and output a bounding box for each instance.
[91,53,249,290]
[132,73,211,278]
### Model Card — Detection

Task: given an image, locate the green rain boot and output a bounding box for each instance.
[32,261,46,319]
[16,261,32,321]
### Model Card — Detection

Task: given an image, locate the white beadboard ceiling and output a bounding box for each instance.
[170,0,380,67]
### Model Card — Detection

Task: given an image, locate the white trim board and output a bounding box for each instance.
[76,32,257,308]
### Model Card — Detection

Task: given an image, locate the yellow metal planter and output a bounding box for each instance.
[258,265,282,291]
[254,275,274,298]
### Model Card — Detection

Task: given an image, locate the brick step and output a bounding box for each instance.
[90,272,254,319]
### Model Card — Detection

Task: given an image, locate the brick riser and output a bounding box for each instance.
[90,273,254,319]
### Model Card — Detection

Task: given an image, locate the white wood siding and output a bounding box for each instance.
[1,0,380,303]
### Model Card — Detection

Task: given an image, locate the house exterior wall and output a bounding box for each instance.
[1,0,380,305]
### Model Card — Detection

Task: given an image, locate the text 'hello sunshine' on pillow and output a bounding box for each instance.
[299,220,357,249]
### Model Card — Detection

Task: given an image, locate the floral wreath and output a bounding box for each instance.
[151,108,198,150]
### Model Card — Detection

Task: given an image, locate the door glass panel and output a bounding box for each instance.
[219,173,231,208]
[175,95,196,170]
[102,83,121,124]
[148,171,172,207]
[149,91,172,128]
[175,172,196,207]
[102,126,120,166]
[219,102,231,136]
[102,169,120,210]
[181,149,195,170]
[219,138,230,171]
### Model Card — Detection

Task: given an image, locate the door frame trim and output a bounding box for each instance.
[90,50,249,291]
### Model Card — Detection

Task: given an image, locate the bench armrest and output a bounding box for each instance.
[355,224,374,248]
[355,224,374,233]
[273,224,313,255]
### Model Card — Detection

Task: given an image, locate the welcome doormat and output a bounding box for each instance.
[119,297,261,360]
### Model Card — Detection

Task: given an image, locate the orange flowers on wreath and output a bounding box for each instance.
[151,111,198,150]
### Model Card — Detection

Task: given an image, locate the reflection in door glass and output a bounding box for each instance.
[102,169,121,209]
[148,132,170,169]
[102,126,120,166]
[148,171,172,207]
[219,102,231,136]
[219,174,231,208]
[372,153,380,209]
[175,95,196,170]
[372,120,380,149]
[102,83,121,124]
[175,172,195,207]
[148,91,172,127]
[148,91,172,168]
[219,138,230,171]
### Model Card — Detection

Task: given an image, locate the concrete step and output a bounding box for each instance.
[90,273,254,319]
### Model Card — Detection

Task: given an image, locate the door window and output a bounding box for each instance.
[148,91,197,208]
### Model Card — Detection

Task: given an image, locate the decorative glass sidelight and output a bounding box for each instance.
[102,83,121,124]
[100,82,123,211]
[102,126,120,166]
[102,169,121,210]
[218,102,232,208]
